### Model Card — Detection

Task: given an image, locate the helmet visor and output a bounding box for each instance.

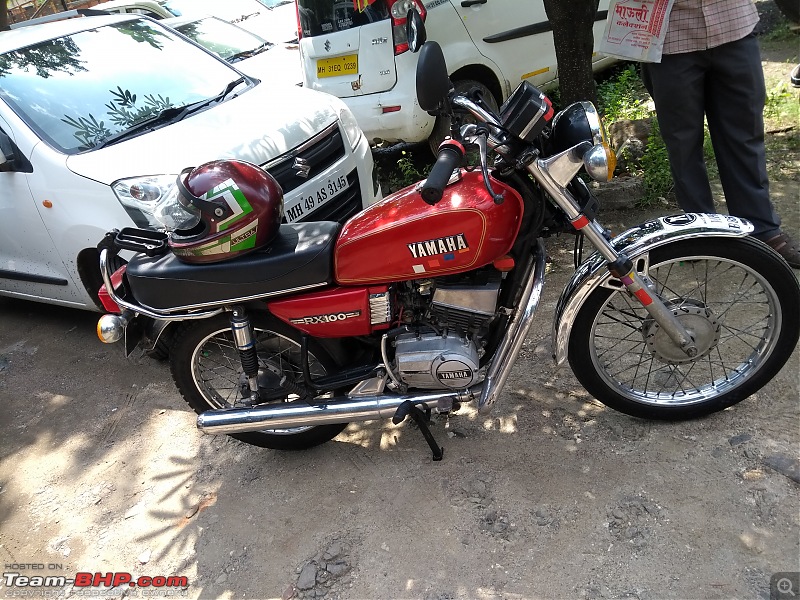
[153,184,202,232]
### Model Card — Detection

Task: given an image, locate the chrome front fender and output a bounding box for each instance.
[552,213,754,365]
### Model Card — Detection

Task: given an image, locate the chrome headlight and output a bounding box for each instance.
[551,101,615,182]
[112,175,177,229]
[551,101,604,152]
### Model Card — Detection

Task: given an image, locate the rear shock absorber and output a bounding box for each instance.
[230,306,260,402]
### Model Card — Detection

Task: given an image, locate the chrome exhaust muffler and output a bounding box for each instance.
[196,388,479,435]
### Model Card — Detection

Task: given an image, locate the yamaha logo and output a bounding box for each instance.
[293,157,311,179]
[407,233,469,259]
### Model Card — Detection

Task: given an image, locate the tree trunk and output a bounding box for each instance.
[1,0,9,32]
[543,0,600,107]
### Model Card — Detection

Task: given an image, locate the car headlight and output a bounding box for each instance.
[338,105,363,152]
[112,175,177,229]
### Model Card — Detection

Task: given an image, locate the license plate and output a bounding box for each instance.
[317,54,358,78]
[284,174,349,223]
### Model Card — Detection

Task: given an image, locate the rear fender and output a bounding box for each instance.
[552,213,754,365]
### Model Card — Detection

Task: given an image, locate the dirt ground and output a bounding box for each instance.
[1,9,798,600]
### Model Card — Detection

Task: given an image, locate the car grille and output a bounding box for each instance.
[262,121,345,196]
[261,121,362,224]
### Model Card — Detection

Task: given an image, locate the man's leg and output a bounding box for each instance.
[704,34,781,238]
[641,52,715,213]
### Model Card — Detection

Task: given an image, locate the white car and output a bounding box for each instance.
[89,0,300,44]
[85,0,176,19]
[162,0,299,43]
[0,14,378,311]
[297,0,616,150]
[163,14,301,87]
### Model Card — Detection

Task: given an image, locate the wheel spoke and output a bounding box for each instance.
[193,327,322,408]
[586,250,780,407]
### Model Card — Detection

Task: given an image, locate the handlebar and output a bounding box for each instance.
[420,139,465,205]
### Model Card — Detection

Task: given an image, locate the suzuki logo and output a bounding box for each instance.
[292,157,312,179]
[324,40,331,52]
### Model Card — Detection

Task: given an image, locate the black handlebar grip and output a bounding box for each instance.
[420,141,465,205]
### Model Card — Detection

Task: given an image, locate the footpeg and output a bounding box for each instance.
[392,400,444,461]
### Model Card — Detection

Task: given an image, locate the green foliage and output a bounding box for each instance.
[639,119,673,206]
[374,149,427,193]
[762,21,796,42]
[596,64,650,122]
[764,79,798,123]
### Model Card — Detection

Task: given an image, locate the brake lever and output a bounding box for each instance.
[462,123,504,204]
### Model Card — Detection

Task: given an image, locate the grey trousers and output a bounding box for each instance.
[641,34,781,238]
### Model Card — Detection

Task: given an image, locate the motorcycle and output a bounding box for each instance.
[95,18,800,460]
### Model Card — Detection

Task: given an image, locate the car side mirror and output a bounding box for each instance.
[0,130,33,173]
[416,41,452,113]
[406,9,426,53]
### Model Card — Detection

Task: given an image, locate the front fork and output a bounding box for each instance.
[529,160,699,357]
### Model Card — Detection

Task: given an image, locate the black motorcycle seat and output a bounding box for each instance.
[126,222,341,311]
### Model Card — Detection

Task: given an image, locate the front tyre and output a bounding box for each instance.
[170,313,347,449]
[568,237,800,420]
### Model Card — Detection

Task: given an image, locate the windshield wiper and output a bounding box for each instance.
[90,77,248,150]
[229,43,272,62]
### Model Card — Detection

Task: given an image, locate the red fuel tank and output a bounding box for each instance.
[335,170,524,285]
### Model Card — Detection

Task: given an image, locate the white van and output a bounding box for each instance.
[297,0,615,150]
[0,14,378,311]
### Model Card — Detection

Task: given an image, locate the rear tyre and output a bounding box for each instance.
[170,313,347,449]
[568,237,800,420]
[427,79,499,157]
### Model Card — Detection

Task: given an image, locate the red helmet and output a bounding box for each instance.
[169,160,284,264]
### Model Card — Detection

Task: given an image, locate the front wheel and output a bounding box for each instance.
[170,313,347,449]
[568,237,800,420]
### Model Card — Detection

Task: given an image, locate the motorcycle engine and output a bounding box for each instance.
[394,272,501,389]
[395,332,480,389]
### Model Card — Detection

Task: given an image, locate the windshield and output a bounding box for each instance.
[297,0,389,38]
[256,0,292,8]
[163,0,266,19]
[0,19,243,154]
[174,17,269,62]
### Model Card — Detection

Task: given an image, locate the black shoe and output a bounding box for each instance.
[762,231,800,268]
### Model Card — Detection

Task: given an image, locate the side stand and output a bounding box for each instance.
[392,400,444,461]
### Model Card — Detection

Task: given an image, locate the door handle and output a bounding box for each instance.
[461,0,487,6]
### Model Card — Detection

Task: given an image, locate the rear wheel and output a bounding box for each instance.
[170,313,347,449]
[568,237,800,420]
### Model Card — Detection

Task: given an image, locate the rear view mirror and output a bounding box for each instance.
[0,130,33,173]
[415,41,452,113]
[406,10,426,53]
